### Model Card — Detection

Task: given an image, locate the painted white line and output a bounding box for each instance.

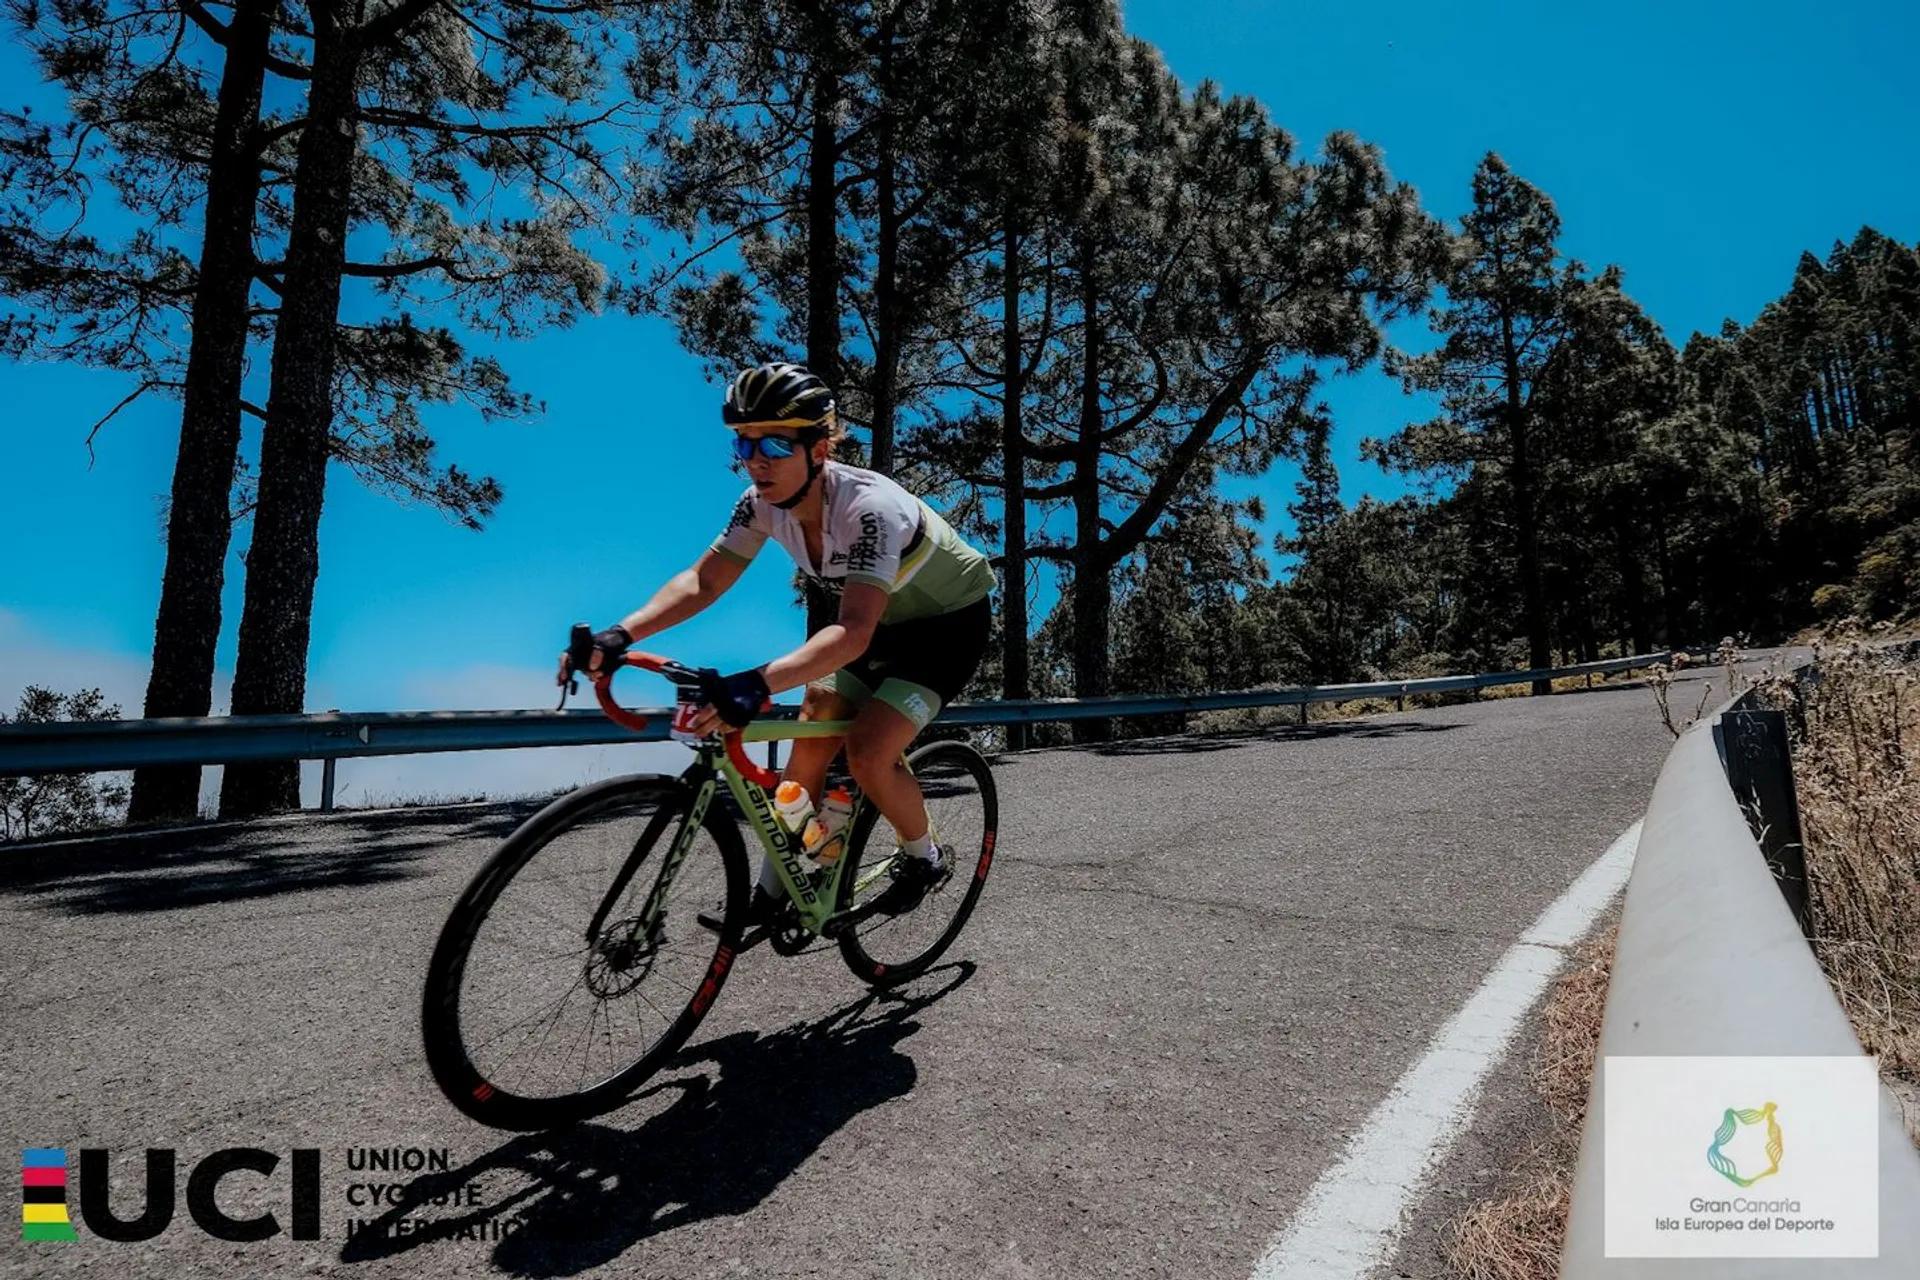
[1249,821,1641,1280]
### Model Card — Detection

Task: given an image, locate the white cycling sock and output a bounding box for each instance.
[756,857,782,895]
[902,832,937,862]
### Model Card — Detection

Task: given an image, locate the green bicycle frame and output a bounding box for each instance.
[639,718,910,938]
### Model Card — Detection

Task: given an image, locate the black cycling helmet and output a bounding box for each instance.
[722,361,837,509]
[722,361,835,428]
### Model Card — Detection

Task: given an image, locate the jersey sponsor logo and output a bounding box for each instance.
[845,510,887,576]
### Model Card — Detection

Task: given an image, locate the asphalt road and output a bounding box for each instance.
[0,658,1764,1280]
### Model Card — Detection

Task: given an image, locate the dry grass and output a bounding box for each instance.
[1645,663,1718,737]
[1533,928,1616,1125]
[1186,670,1639,735]
[1480,671,1630,702]
[1447,1154,1574,1280]
[1445,926,1616,1280]
[1752,642,1920,1092]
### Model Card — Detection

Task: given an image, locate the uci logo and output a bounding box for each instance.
[22,1147,321,1243]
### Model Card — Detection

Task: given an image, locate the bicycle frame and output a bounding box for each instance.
[584,652,909,940]
[689,721,900,936]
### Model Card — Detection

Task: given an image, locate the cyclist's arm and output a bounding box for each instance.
[617,548,745,644]
[759,581,886,694]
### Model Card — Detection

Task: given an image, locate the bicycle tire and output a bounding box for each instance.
[422,773,748,1129]
[835,740,997,987]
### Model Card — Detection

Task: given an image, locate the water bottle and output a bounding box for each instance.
[773,781,815,836]
[808,788,855,867]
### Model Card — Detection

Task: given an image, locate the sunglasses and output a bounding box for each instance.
[730,427,825,462]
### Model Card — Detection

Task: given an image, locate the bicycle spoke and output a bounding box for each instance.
[481,970,587,1080]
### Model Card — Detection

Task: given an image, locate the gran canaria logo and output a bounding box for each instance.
[1706,1101,1784,1187]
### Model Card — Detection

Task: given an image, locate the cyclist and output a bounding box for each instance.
[557,361,996,927]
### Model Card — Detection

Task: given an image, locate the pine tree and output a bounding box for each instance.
[7,0,621,819]
[1375,154,1589,691]
[5,0,279,821]
[220,0,622,816]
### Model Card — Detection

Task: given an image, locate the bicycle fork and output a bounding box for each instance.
[585,769,721,950]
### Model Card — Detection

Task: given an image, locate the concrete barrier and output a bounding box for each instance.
[1560,693,1920,1276]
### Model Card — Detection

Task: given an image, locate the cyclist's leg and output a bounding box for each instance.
[782,680,860,799]
[843,692,933,842]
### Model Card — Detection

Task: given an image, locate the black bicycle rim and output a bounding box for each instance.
[421,774,748,1129]
[835,741,997,987]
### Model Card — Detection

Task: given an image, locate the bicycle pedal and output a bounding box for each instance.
[819,909,862,940]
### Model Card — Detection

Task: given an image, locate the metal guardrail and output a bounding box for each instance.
[0,652,1674,810]
[1560,681,1920,1276]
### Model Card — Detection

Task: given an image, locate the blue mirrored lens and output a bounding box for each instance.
[731,435,798,461]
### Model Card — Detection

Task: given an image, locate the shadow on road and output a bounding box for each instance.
[338,961,975,1275]
[1072,716,1467,758]
[0,818,450,914]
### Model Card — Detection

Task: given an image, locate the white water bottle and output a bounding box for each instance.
[806,787,855,867]
[773,781,814,836]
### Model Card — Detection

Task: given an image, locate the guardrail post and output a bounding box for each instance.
[1711,708,1811,934]
[765,738,780,773]
[320,758,336,813]
[1298,700,1308,726]
[1396,685,1406,712]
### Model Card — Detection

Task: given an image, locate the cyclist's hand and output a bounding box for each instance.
[692,666,770,733]
[559,624,632,686]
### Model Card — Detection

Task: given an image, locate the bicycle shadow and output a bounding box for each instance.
[339,961,975,1275]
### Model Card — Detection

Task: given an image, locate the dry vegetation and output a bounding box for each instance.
[1445,928,1616,1280]
[1180,669,1639,736]
[1751,641,1920,1130]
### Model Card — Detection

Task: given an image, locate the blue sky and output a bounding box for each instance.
[3,0,1916,804]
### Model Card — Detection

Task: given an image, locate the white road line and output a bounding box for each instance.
[1249,821,1641,1280]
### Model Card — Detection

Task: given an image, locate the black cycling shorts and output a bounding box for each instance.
[805,592,992,731]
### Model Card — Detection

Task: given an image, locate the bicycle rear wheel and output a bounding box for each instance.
[835,740,997,987]
[422,773,748,1129]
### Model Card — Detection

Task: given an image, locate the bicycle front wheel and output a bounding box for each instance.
[422,773,748,1129]
[835,740,997,987]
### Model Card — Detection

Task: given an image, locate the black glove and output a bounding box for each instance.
[569,624,632,679]
[697,666,771,728]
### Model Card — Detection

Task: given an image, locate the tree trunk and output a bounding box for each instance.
[868,32,898,475]
[1501,310,1552,694]
[999,215,1029,750]
[1616,525,1651,655]
[804,58,840,389]
[126,0,273,825]
[220,20,361,818]
[1070,251,1110,742]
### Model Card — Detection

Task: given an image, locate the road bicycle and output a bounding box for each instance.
[421,637,998,1130]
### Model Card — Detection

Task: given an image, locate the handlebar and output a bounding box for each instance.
[560,623,779,790]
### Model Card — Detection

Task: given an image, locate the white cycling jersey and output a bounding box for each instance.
[711,462,993,625]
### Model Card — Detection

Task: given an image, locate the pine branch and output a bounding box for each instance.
[355,0,442,47]
[84,379,176,464]
[358,102,631,140]
[181,0,313,78]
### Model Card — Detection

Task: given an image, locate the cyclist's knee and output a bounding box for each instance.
[843,732,896,788]
[799,683,855,722]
